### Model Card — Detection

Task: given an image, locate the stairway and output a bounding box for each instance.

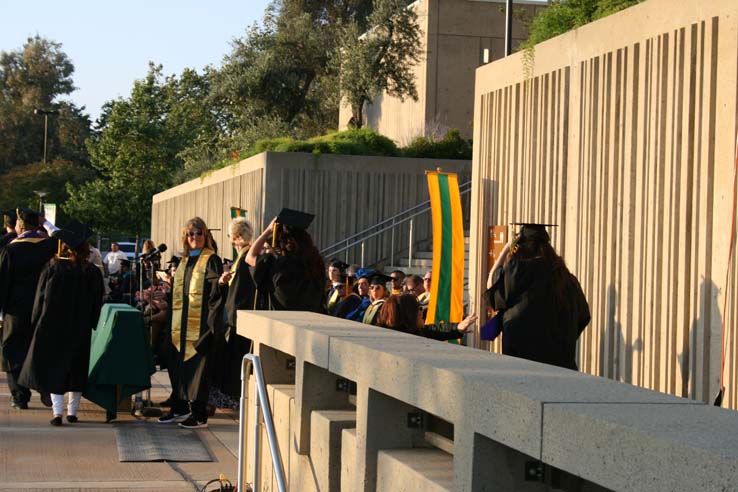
[383,231,471,306]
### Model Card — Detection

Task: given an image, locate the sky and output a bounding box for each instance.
[0,0,273,122]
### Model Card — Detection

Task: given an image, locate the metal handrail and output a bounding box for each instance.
[238,354,286,492]
[321,180,472,266]
[320,179,472,259]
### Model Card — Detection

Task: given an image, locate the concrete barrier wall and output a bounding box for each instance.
[468,0,738,408]
[238,311,738,491]
[152,152,470,265]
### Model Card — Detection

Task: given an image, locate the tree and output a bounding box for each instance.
[523,0,644,48]
[0,36,90,172]
[0,159,95,223]
[337,0,422,128]
[66,64,216,236]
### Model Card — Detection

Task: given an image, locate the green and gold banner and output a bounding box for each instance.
[425,170,464,327]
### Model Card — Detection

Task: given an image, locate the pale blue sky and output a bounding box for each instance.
[0,0,273,122]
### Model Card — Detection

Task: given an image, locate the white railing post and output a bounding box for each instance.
[408,219,414,269]
[361,241,365,268]
[238,354,287,492]
[390,218,395,267]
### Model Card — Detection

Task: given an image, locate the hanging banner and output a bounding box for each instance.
[425,170,464,327]
[229,207,247,260]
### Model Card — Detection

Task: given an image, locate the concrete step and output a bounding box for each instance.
[376,448,454,492]
[311,410,357,492]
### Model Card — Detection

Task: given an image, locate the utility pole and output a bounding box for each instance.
[505,0,513,56]
[33,109,60,164]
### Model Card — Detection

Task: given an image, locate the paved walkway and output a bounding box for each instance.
[0,371,240,491]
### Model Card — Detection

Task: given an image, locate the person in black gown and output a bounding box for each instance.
[246,209,325,313]
[215,217,256,401]
[485,223,590,370]
[158,217,224,429]
[19,226,104,425]
[0,208,57,409]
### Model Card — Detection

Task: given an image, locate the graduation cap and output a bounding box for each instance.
[16,207,40,228]
[329,259,349,272]
[511,222,558,243]
[366,272,393,286]
[276,208,315,230]
[2,209,17,228]
[354,268,376,280]
[52,220,92,250]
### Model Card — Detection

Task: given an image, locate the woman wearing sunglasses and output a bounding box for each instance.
[158,217,225,429]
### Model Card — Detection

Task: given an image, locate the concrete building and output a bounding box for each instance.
[339,0,548,144]
[468,0,738,408]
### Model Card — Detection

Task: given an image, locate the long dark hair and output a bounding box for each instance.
[506,236,573,312]
[377,294,420,334]
[282,227,325,281]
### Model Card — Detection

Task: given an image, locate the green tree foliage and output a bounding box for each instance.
[0,159,95,221]
[203,0,375,161]
[66,64,219,235]
[338,0,422,128]
[523,0,644,48]
[0,36,91,172]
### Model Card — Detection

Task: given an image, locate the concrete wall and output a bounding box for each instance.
[152,152,471,265]
[339,0,544,144]
[238,311,738,492]
[468,0,738,408]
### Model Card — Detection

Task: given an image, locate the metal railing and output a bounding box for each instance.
[320,179,472,267]
[238,354,287,492]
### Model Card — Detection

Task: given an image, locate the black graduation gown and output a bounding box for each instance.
[252,254,324,313]
[0,232,17,250]
[0,237,57,371]
[486,257,590,370]
[217,252,256,397]
[19,260,104,394]
[169,253,225,402]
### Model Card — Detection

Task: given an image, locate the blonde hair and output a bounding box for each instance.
[229,217,254,244]
[180,217,216,255]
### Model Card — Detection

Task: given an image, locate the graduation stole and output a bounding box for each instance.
[229,246,248,287]
[362,299,385,325]
[171,248,213,361]
[326,285,341,311]
[11,237,46,244]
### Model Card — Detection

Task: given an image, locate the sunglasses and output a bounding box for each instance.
[187,230,204,237]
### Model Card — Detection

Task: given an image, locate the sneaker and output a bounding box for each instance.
[50,416,62,426]
[40,393,53,407]
[66,415,78,423]
[157,411,190,424]
[158,397,175,407]
[178,416,208,429]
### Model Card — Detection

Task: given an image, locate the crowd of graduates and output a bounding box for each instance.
[1,205,590,430]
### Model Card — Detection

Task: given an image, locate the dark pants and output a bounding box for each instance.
[170,398,208,421]
[7,367,30,405]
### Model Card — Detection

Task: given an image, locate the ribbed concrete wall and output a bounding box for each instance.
[152,152,470,266]
[469,0,738,407]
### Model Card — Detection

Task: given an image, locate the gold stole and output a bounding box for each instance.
[11,237,46,244]
[229,247,248,287]
[326,287,341,311]
[362,299,385,324]
[171,249,213,361]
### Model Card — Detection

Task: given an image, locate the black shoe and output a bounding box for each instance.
[157,410,190,423]
[66,415,78,423]
[178,416,208,429]
[158,398,175,407]
[40,393,52,407]
[11,401,29,410]
[50,416,62,426]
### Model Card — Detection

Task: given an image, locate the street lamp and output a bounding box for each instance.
[33,190,48,213]
[505,0,513,56]
[33,108,60,164]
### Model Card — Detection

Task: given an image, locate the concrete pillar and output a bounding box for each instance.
[310,409,357,492]
[354,386,427,492]
[294,361,353,454]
